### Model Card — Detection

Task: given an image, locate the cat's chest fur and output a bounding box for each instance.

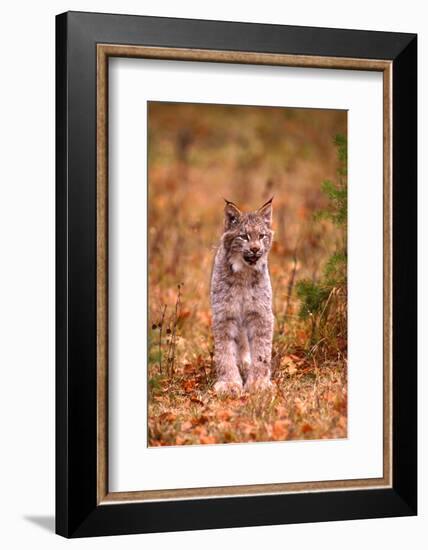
[212,254,271,321]
[234,270,270,311]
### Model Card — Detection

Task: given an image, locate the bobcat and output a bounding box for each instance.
[210,198,274,395]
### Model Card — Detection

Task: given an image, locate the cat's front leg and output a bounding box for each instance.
[212,316,243,396]
[245,310,274,392]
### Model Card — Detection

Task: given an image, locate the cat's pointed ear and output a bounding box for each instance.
[224,199,242,230]
[258,197,273,227]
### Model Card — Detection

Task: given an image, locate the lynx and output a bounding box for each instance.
[210,198,274,395]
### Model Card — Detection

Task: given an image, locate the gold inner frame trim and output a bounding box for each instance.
[96,44,393,505]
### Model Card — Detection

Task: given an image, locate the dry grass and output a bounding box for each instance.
[147,102,347,446]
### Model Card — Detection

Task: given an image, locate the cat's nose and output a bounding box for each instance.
[250,246,260,254]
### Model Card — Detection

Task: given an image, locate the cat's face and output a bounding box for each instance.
[222,199,273,269]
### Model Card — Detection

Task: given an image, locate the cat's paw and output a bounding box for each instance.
[244,377,274,393]
[214,379,243,397]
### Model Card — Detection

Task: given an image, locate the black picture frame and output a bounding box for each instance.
[56,11,417,538]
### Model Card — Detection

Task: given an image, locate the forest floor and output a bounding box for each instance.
[148,355,347,446]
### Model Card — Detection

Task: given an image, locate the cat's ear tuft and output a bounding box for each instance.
[258,197,273,226]
[224,199,241,230]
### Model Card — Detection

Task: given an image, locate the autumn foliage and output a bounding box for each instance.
[148,102,347,446]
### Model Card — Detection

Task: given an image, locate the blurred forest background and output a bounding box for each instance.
[147,101,348,446]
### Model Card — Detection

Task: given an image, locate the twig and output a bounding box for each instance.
[167,283,182,377]
[284,247,298,320]
[158,304,167,375]
[281,232,301,335]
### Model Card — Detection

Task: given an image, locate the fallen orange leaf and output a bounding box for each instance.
[338,416,347,429]
[272,420,289,440]
[216,410,232,421]
[275,406,288,418]
[302,423,313,434]
[200,435,216,444]
[191,415,209,426]
[190,396,204,405]
[183,380,197,392]
[158,412,177,422]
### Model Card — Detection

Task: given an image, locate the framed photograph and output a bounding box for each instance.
[56,11,417,538]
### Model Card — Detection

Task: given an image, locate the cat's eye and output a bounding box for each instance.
[259,234,266,239]
[238,234,249,241]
